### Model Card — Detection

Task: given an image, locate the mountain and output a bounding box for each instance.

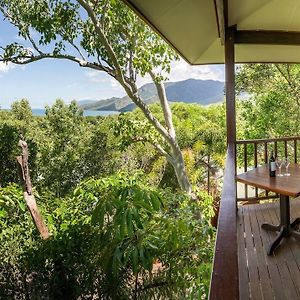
[77,99,99,106]
[81,79,224,112]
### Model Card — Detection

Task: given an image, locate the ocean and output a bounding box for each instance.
[31,109,118,117]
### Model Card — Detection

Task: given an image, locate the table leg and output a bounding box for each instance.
[268,227,285,256]
[290,230,300,241]
[291,217,300,228]
[261,223,281,231]
[262,195,300,255]
[280,195,290,234]
[289,217,300,240]
[262,195,290,255]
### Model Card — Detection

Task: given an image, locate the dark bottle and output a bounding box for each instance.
[269,150,276,177]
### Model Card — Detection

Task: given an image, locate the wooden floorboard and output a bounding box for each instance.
[237,206,250,300]
[238,198,300,300]
[256,203,285,300]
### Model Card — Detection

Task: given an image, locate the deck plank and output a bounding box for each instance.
[237,198,300,300]
[259,201,298,300]
[243,205,263,299]
[271,199,300,297]
[248,204,274,300]
[237,207,250,300]
[256,203,285,300]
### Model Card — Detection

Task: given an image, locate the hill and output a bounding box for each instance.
[81,79,224,112]
[77,99,97,106]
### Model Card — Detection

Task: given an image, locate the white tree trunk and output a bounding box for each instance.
[171,147,192,194]
[151,74,192,194]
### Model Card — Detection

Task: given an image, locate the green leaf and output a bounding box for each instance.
[131,247,138,274]
[133,208,143,229]
[149,193,161,211]
[91,202,102,225]
[120,209,128,237]
[0,209,7,218]
[127,209,133,236]
[17,200,26,212]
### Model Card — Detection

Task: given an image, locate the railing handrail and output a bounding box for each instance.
[209,143,239,300]
[236,135,300,202]
[236,135,300,144]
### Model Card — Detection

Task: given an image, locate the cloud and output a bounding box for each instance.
[85,59,224,93]
[136,59,225,87]
[85,70,124,95]
[0,62,15,73]
[0,63,26,78]
[168,59,225,82]
[85,70,108,84]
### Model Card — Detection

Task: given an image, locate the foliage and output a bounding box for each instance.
[77,172,163,276]
[0,183,38,299]
[0,0,194,193]
[0,99,227,197]
[0,110,38,186]
[236,64,300,139]
[114,103,226,193]
[0,172,214,299]
[0,99,222,299]
[37,100,92,195]
[0,0,176,81]
[11,99,33,122]
[0,99,121,195]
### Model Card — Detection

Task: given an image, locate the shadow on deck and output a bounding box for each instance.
[238,198,300,300]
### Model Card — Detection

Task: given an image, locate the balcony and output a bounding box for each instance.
[210,137,300,300]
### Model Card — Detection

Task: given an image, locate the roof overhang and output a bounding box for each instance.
[123,0,300,65]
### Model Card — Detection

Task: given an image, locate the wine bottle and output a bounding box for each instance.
[269,150,276,177]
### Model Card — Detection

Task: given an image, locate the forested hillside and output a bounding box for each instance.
[81,79,224,112]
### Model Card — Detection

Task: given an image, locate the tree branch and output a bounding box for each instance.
[16,140,50,240]
[0,52,115,75]
[275,64,300,107]
[67,38,86,61]
[26,34,43,55]
[275,64,293,86]
[130,136,175,164]
[77,0,175,147]
[77,0,125,82]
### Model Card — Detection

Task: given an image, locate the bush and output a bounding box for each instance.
[0,173,215,299]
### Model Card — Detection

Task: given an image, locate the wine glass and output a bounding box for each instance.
[275,157,283,176]
[284,157,290,176]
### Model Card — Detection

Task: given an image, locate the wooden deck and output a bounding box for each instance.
[238,198,300,300]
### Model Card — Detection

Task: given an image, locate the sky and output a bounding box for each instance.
[0,13,225,109]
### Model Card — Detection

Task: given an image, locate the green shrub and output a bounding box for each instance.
[0,173,214,299]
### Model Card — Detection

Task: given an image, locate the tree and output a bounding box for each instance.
[0,105,38,187]
[38,99,93,196]
[236,64,300,138]
[11,98,33,121]
[0,0,192,193]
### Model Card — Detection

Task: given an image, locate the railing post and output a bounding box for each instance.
[225,26,236,146]
[236,137,300,201]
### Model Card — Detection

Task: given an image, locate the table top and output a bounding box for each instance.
[236,163,300,197]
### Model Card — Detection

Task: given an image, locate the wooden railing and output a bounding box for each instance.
[209,143,239,300]
[236,136,300,202]
[209,136,300,299]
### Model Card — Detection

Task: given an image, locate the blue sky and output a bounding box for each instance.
[0,15,225,108]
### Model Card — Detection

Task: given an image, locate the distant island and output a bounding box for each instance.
[78,78,224,112]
